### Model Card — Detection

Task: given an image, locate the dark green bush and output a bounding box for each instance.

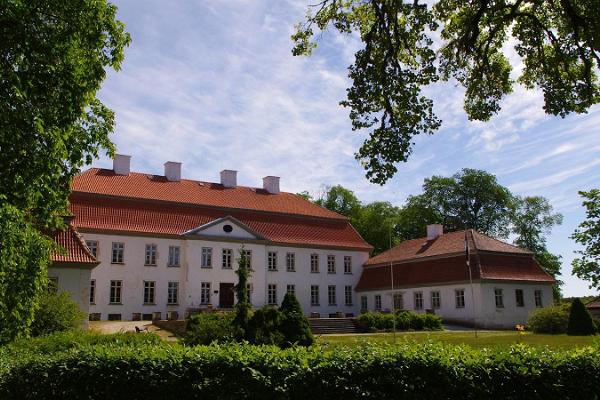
[184,312,235,345]
[29,291,86,336]
[357,311,442,332]
[279,294,313,347]
[247,306,284,345]
[567,298,597,336]
[528,304,570,334]
[1,342,599,399]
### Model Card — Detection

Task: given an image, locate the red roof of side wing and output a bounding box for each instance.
[50,222,99,265]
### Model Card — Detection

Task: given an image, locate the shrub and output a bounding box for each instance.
[528,304,570,334]
[357,311,442,332]
[567,298,597,336]
[247,306,284,345]
[420,313,444,330]
[184,312,235,345]
[279,294,313,347]
[29,291,85,337]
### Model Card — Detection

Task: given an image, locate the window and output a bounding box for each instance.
[345,285,353,306]
[327,255,336,274]
[431,291,441,309]
[393,293,404,310]
[247,283,253,303]
[108,313,122,321]
[311,285,320,306]
[286,252,296,272]
[168,282,179,305]
[168,246,180,267]
[515,289,525,307]
[201,247,213,268]
[375,295,382,311]
[267,251,277,271]
[455,289,465,308]
[267,284,277,305]
[85,240,98,258]
[328,285,337,306]
[48,277,58,293]
[310,254,319,273]
[344,256,352,274]
[414,292,423,310]
[360,295,368,311]
[109,280,122,304]
[200,282,211,305]
[287,284,296,296]
[89,280,96,304]
[534,290,543,307]
[145,244,157,266]
[89,313,101,321]
[143,281,156,304]
[222,249,232,269]
[494,288,504,308]
[111,242,124,264]
[242,250,252,268]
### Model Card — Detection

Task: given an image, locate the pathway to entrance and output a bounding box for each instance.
[89,321,178,342]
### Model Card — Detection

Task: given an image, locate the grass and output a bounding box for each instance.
[317,330,599,350]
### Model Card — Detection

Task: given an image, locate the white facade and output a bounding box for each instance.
[357,281,553,329]
[47,265,94,328]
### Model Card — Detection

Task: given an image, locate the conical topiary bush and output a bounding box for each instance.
[567,298,597,336]
[279,293,313,347]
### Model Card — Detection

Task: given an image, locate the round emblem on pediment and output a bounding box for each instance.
[223,224,233,233]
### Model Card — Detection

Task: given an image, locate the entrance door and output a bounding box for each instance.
[219,283,235,308]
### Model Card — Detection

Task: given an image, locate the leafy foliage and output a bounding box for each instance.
[279,294,313,347]
[567,298,597,336]
[29,291,85,337]
[233,247,252,338]
[184,312,235,345]
[247,306,285,346]
[528,303,570,334]
[293,0,600,183]
[357,311,443,331]
[571,189,600,289]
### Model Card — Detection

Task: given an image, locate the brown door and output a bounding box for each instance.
[219,283,235,308]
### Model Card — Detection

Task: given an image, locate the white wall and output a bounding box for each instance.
[47,266,93,328]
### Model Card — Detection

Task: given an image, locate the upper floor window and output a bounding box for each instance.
[145,244,157,266]
[455,289,465,308]
[393,293,404,310]
[111,242,124,264]
[534,290,543,308]
[201,247,212,268]
[431,291,441,309]
[85,240,98,258]
[515,289,524,307]
[286,252,296,272]
[310,254,319,273]
[345,285,353,306]
[267,251,277,271]
[327,255,336,274]
[222,249,232,269]
[168,246,180,267]
[143,281,156,304]
[414,292,423,310]
[241,250,252,268]
[344,256,352,274]
[494,288,504,308]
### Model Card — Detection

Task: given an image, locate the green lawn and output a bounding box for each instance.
[317,331,599,349]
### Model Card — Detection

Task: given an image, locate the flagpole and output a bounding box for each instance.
[390,224,396,343]
[465,230,478,339]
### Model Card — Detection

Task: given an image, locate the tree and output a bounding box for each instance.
[354,201,401,255]
[315,185,362,219]
[293,1,600,184]
[233,247,253,339]
[571,189,600,289]
[30,291,86,337]
[247,307,284,346]
[567,298,597,336]
[0,0,129,341]
[279,293,314,347]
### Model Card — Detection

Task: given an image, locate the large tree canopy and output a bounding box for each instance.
[293,0,600,184]
[0,0,129,341]
[571,189,600,289]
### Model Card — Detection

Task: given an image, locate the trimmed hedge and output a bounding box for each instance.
[1,341,599,399]
[357,311,443,331]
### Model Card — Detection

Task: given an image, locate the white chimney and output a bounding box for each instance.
[262,176,280,194]
[220,170,237,188]
[113,154,131,175]
[164,161,181,182]
[426,224,443,240]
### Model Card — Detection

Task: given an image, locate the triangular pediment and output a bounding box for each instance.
[183,216,264,240]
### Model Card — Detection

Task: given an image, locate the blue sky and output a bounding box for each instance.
[95,1,599,297]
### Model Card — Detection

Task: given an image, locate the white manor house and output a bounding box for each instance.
[49,155,555,328]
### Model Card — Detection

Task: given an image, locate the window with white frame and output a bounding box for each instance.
[328,285,337,306]
[167,281,179,305]
[431,291,441,309]
[89,280,96,304]
[143,281,156,304]
[393,293,404,310]
[267,284,277,305]
[144,244,157,266]
[200,282,211,305]
[85,240,98,258]
[109,280,122,304]
[360,295,368,311]
[494,288,504,308]
[267,251,277,271]
[246,283,253,303]
[515,289,524,307]
[414,292,423,310]
[286,284,296,296]
[222,249,232,269]
[286,252,296,272]
[168,246,180,267]
[310,254,319,273]
[111,242,124,264]
[327,255,336,274]
[534,289,543,307]
[311,285,320,306]
[455,289,465,308]
[375,295,382,311]
[242,250,252,268]
[344,256,352,274]
[201,247,213,268]
[345,285,353,306]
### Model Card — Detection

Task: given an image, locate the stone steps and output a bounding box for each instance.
[309,318,361,334]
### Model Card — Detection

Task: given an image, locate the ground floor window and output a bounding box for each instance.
[515,289,524,307]
[200,282,211,305]
[534,289,543,307]
[267,284,277,305]
[494,288,504,308]
[143,281,156,305]
[360,295,368,311]
[375,295,382,311]
[328,285,336,306]
[345,285,353,306]
[89,280,96,304]
[311,285,320,306]
[167,281,179,305]
[414,292,423,310]
[431,291,441,309]
[455,289,465,308]
[108,313,121,321]
[48,277,59,293]
[109,280,122,304]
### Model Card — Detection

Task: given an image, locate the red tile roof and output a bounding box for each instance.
[586,297,600,310]
[72,168,343,220]
[50,221,98,265]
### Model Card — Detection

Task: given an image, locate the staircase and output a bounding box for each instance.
[309,318,362,334]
